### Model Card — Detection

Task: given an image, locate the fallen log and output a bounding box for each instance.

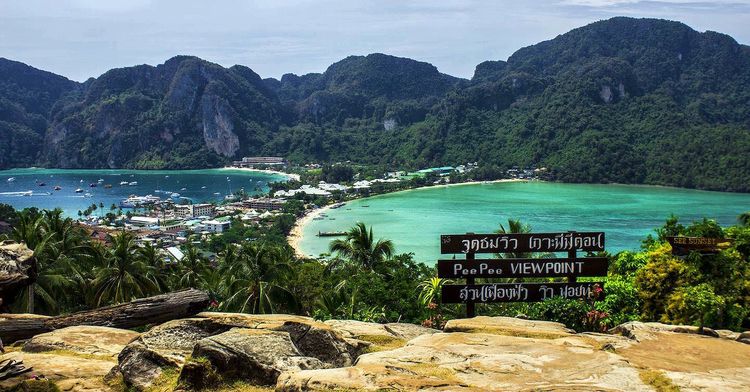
[0,289,209,343]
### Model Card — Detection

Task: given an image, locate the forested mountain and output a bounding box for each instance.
[1,17,749,191]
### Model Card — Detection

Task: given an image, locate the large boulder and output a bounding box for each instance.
[443,316,575,339]
[176,328,325,390]
[23,325,139,358]
[0,241,36,310]
[611,321,719,341]
[0,351,116,391]
[277,332,652,391]
[116,317,227,390]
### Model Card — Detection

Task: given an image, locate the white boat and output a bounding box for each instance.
[129,181,138,186]
[97,178,104,183]
[75,188,84,193]
[119,181,129,186]
[6,177,15,182]
[201,186,206,189]
[225,194,237,201]
[213,192,221,196]
[180,187,186,191]
[84,193,93,198]
[21,191,32,196]
[155,190,162,193]
[171,192,180,198]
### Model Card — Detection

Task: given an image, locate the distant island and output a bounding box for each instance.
[1,17,749,192]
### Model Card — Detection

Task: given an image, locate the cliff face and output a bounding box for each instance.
[1,314,749,391]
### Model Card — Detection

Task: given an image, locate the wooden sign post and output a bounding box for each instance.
[666,236,733,255]
[439,231,607,317]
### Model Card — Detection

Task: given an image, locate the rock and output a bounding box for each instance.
[177,328,325,390]
[117,317,227,390]
[0,241,36,310]
[0,351,115,391]
[323,319,395,339]
[716,329,740,341]
[738,331,750,345]
[443,316,575,339]
[277,332,652,391]
[22,325,139,358]
[611,321,719,341]
[384,323,437,341]
[118,313,360,390]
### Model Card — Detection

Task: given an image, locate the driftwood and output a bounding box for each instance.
[0,359,32,381]
[0,289,209,343]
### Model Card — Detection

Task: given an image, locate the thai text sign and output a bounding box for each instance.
[437,257,608,279]
[441,282,604,303]
[440,232,605,254]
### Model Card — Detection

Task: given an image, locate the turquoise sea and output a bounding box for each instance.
[0,168,286,217]
[300,181,750,262]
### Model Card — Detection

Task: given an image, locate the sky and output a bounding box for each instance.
[1,0,749,81]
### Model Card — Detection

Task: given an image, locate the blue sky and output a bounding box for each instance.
[1,0,748,81]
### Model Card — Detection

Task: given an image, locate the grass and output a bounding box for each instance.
[357,334,406,353]
[404,363,460,384]
[142,368,180,392]
[639,369,680,392]
[34,349,114,362]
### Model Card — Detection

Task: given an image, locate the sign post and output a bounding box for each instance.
[438,231,607,317]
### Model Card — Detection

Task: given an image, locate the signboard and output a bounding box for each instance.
[667,236,733,255]
[441,282,604,303]
[437,257,608,279]
[440,232,605,254]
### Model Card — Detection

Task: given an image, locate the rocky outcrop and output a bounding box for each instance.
[177,328,326,390]
[22,325,139,358]
[201,94,240,157]
[0,352,116,391]
[0,242,36,310]
[443,315,574,338]
[610,320,720,341]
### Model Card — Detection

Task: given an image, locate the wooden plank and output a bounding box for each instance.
[441,282,604,303]
[440,232,605,254]
[437,257,608,279]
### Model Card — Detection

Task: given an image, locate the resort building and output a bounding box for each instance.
[232,156,287,168]
[274,185,332,198]
[174,203,215,218]
[244,198,285,211]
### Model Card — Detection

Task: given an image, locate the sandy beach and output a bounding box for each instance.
[287,203,338,258]
[220,166,301,181]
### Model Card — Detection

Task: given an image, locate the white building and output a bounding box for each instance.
[174,203,215,218]
[202,220,231,233]
[275,185,332,198]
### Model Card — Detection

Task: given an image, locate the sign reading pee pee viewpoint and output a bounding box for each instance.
[438,231,607,316]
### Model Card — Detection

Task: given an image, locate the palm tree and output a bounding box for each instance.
[92,232,159,306]
[329,222,394,270]
[177,243,208,289]
[221,242,298,314]
[739,212,750,227]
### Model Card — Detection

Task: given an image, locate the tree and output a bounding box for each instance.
[329,222,394,270]
[177,243,208,289]
[221,242,298,314]
[92,232,159,306]
[739,212,750,227]
[666,283,724,333]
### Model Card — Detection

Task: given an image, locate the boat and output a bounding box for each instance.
[119,181,129,186]
[97,179,104,183]
[104,184,112,188]
[180,187,186,191]
[21,191,32,197]
[75,188,83,193]
[80,179,84,183]
[155,190,162,193]
[317,231,347,237]
[6,177,15,182]
[213,192,221,196]
[312,217,325,221]
[362,205,370,208]
[171,192,181,198]
[84,193,93,198]
[201,186,207,189]
[37,182,46,186]
[89,183,97,188]
[54,186,62,191]
[129,181,138,186]
[225,194,237,201]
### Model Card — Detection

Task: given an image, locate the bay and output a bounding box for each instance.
[299,181,750,262]
[0,168,287,217]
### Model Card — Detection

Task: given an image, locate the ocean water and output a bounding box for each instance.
[300,181,750,262]
[0,168,286,217]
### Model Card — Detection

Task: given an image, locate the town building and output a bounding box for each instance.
[244,198,285,211]
[232,156,287,168]
[174,203,215,218]
[202,220,231,233]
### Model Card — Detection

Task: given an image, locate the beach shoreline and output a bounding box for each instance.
[220,166,301,181]
[288,203,337,258]
[286,178,527,258]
